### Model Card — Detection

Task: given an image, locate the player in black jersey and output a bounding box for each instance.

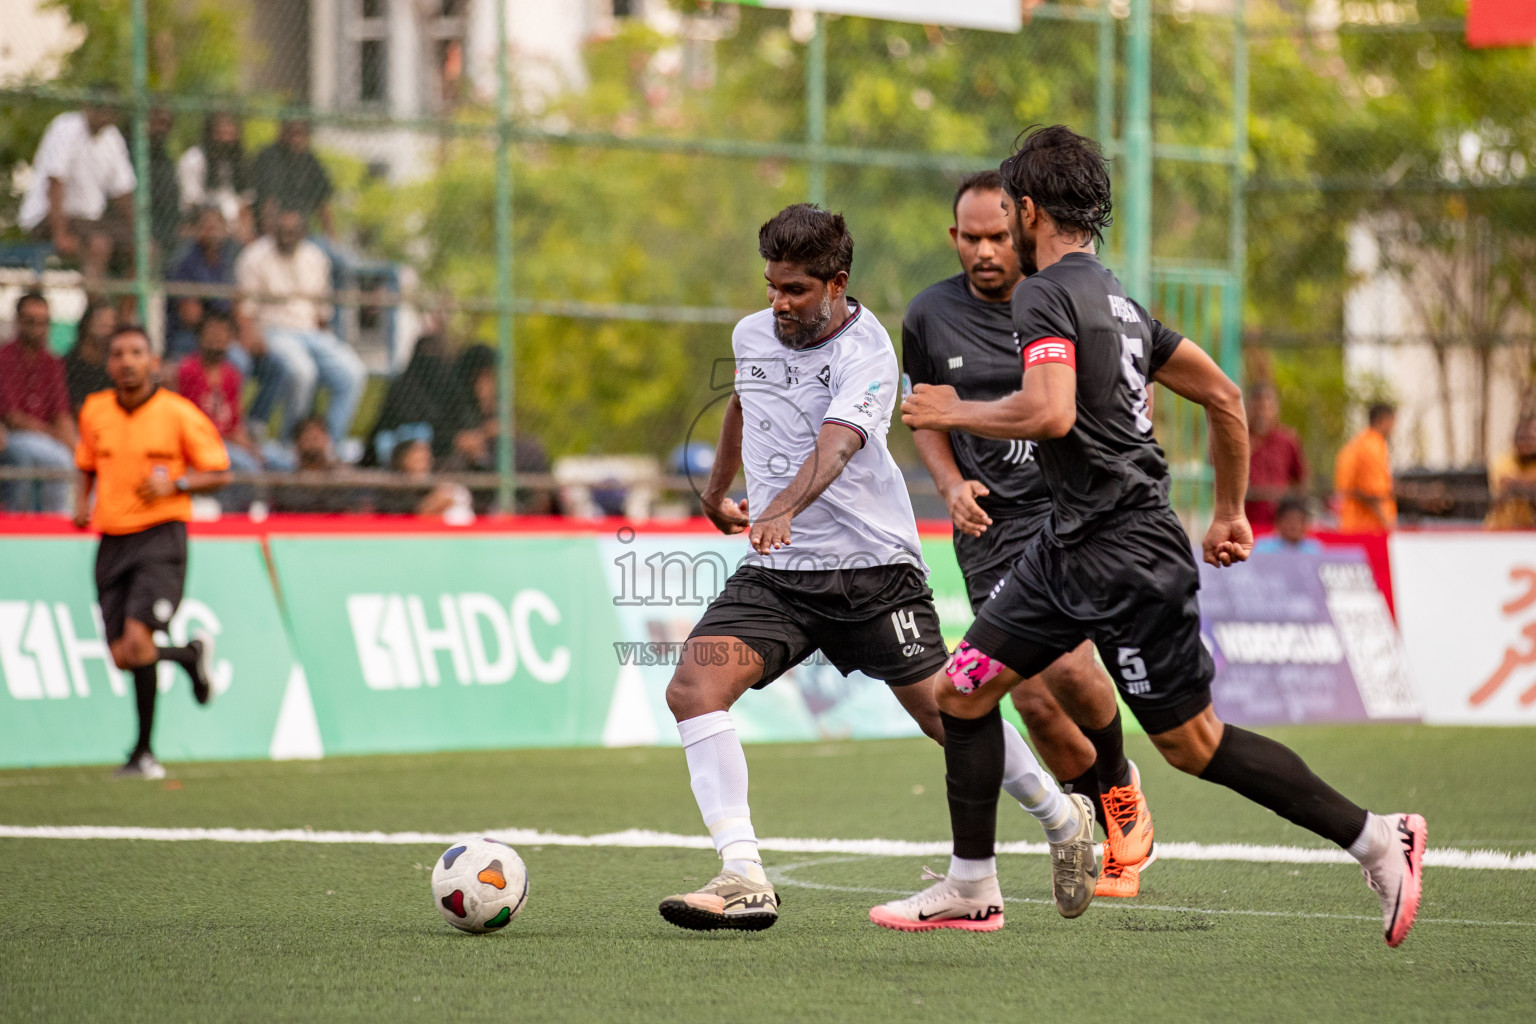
[874,125,1425,947]
[903,170,1152,897]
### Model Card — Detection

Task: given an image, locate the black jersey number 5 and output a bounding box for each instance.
[1119,335,1153,434]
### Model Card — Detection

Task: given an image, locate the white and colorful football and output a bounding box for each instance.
[431,837,529,933]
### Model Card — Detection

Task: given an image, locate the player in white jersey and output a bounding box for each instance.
[657,204,1098,932]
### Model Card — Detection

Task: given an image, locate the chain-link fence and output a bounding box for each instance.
[4,0,1257,522]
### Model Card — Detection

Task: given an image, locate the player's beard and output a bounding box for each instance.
[773,292,833,350]
[1010,207,1039,276]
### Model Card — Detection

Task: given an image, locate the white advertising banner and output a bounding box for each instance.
[1391,533,1536,725]
[721,0,1022,33]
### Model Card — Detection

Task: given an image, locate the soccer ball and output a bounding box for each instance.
[431,837,529,933]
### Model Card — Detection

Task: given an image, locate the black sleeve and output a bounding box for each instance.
[1143,306,1185,374]
[1011,277,1078,347]
[901,305,934,387]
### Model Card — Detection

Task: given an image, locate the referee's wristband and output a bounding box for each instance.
[174,476,191,493]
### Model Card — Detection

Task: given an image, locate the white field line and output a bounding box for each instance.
[768,857,1536,929]
[1,823,1533,871]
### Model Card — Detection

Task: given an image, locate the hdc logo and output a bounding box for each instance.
[0,599,230,700]
[346,591,571,690]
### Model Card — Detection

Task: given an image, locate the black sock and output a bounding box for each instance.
[132,666,158,755]
[1198,725,1369,849]
[1082,710,1132,791]
[1062,767,1106,833]
[942,707,1005,861]
[157,645,197,671]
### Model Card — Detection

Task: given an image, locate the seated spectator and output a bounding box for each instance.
[450,343,555,513]
[1253,497,1323,554]
[16,98,136,292]
[1246,381,1308,529]
[251,119,334,239]
[166,204,242,363]
[1486,417,1536,530]
[63,300,116,413]
[176,311,291,476]
[235,207,365,446]
[365,333,477,467]
[0,292,77,512]
[1334,403,1397,533]
[376,437,473,519]
[139,107,181,261]
[177,111,252,242]
[268,417,365,514]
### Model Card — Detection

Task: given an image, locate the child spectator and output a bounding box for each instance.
[1253,496,1323,554]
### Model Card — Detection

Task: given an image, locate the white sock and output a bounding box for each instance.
[1000,718,1078,844]
[1347,812,1384,864]
[947,854,997,882]
[678,711,766,884]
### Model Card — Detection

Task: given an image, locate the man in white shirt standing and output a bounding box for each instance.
[234,207,365,446]
[18,100,137,291]
[654,204,1097,934]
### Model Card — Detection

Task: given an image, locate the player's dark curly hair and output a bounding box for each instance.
[952,170,1004,220]
[998,124,1113,246]
[757,203,854,281]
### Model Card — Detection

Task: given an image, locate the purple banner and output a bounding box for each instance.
[1198,548,1420,725]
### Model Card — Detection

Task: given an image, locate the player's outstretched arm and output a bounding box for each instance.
[749,422,863,554]
[910,427,991,537]
[701,393,749,535]
[901,363,1076,442]
[72,470,95,530]
[1151,338,1252,567]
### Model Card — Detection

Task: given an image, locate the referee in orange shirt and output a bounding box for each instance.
[73,325,232,779]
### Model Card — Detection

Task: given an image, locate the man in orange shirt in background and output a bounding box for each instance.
[74,325,232,779]
[1334,402,1397,533]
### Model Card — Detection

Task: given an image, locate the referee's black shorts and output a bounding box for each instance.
[966,506,1214,734]
[688,563,949,688]
[95,520,188,643]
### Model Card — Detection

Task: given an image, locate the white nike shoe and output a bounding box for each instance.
[1049,792,1099,919]
[869,868,1005,932]
[1360,812,1427,948]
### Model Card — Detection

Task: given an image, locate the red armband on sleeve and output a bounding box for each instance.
[1023,337,1076,369]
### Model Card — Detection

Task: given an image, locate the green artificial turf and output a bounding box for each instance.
[2,726,1533,1023]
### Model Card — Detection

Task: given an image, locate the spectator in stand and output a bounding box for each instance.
[177,111,252,242]
[235,207,365,446]
[450,343,555,513]
[64,300,116,413]
[176,313,256,472]
[1245,380,1308,529]
[165,204,242,363]
[250,119,334,239]
[0,292,77,512]
[16,98,136,292]
[1486,416,1536,531]
[269,416,363,514]
[139,107,181,262]
[376,437,472,518]
[1335,402,1398,533]
[1252,496,1323,554]
[365,333,477,467]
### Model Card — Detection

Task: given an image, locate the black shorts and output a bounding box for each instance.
[967,507,1213,734]
[688,563,949,688]
[954,511,1052,613]
[95,521,188,643]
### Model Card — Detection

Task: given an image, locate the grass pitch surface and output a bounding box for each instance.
[2,725,1533,1023]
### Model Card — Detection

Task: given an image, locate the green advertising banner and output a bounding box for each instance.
[0,538,301,768]
[269,536,625,757]
[268,532,991,758]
